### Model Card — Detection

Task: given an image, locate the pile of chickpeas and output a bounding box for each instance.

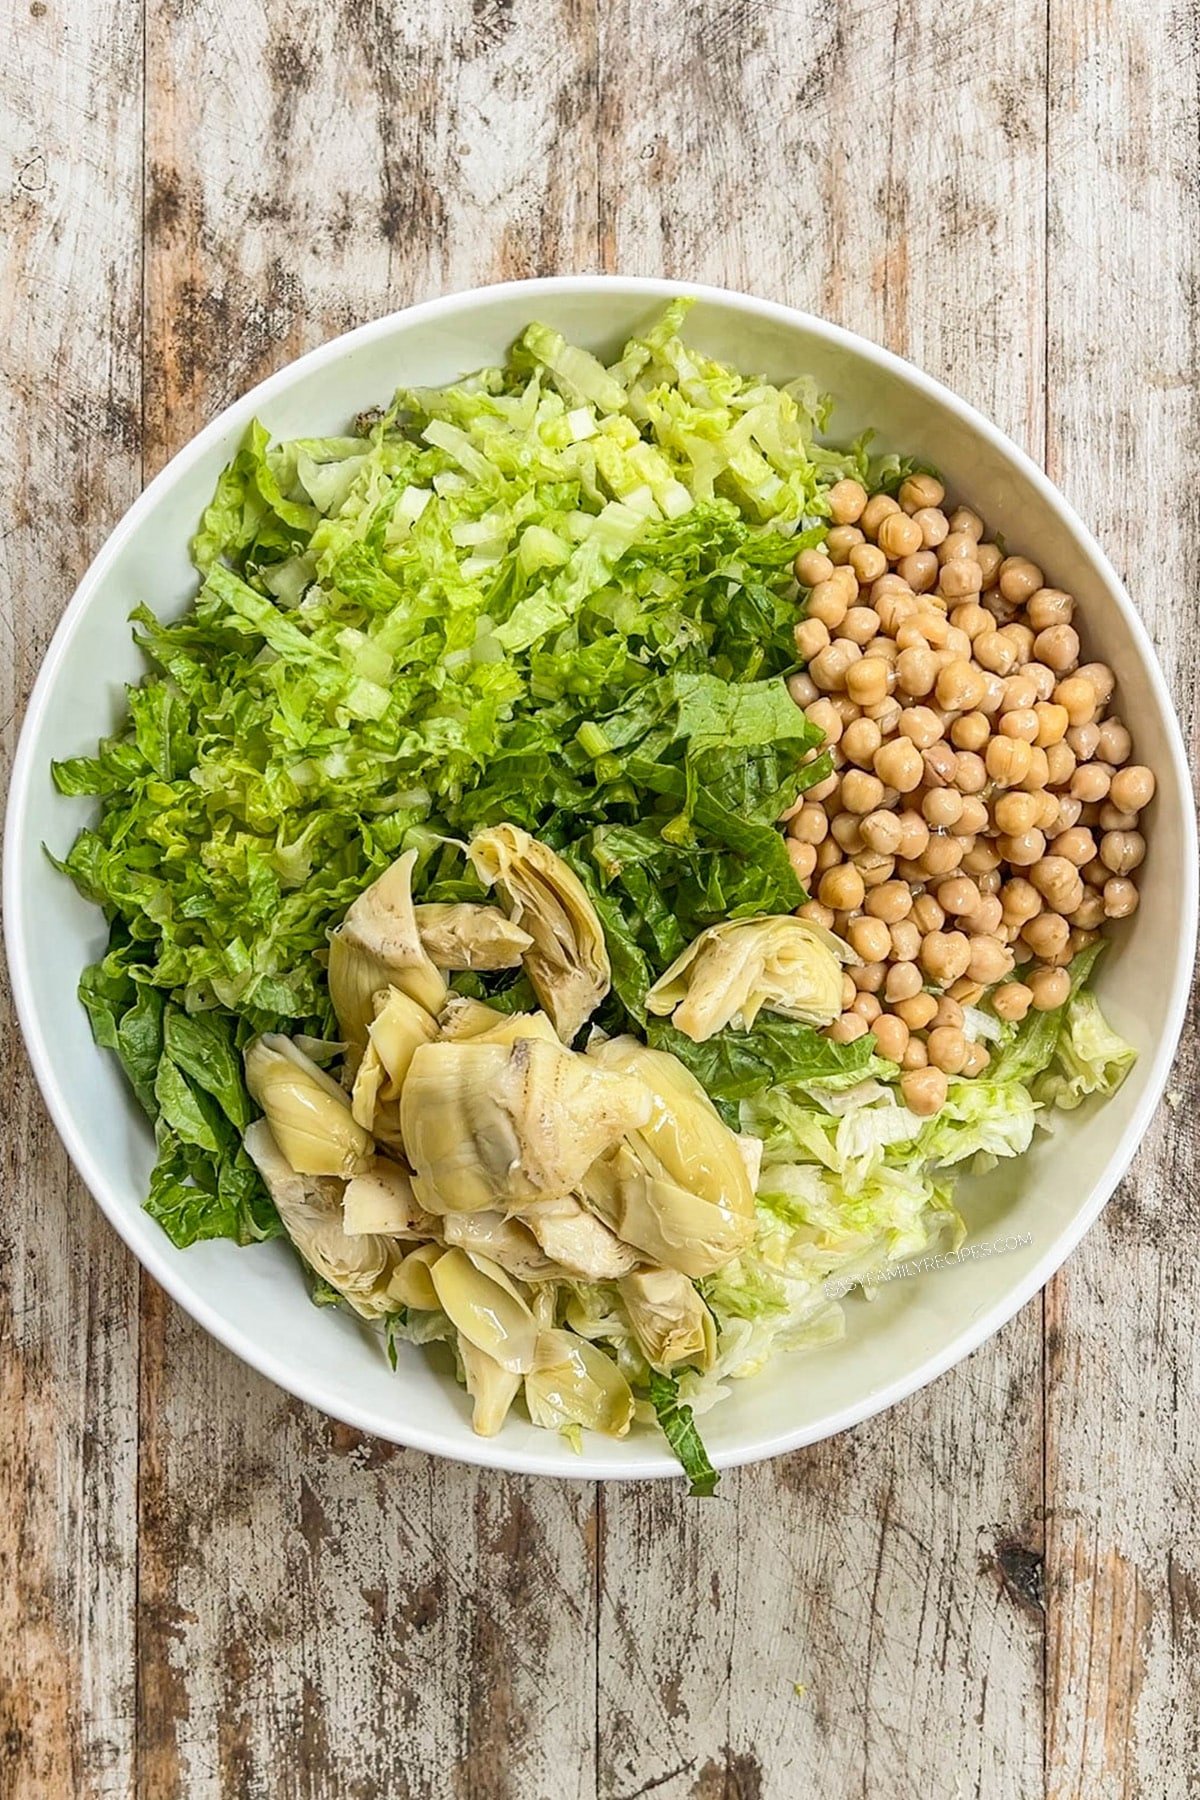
[784,472,1154,1119]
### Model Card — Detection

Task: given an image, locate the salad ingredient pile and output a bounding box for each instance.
[53,303,1142,1487]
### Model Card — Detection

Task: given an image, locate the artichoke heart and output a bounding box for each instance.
[399,1037,653,1214]
[343,1158,435,1239]
[519,1195,640,1281]
[524,1330,635,1439]
[580,1142,753,1279]
[328,849,447,1067]
[244,1033,373,1179]
[437,995,560,1046]
[467,824,611,1042]
[414,902,533,971]
[429,1248,538,1373]
[243,1120,395,1319]
[590,1037,756,1220]
[618,1268,717,1373]
[458,1337,522,1437]
[644,914,853,1041]
[351,985,439,1141]
[388,1243,444,1311]
[442,1210,565,1282]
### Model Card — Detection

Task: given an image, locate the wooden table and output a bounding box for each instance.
[3,3,1197,1794]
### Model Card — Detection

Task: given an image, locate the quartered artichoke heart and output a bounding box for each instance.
[589,1037,757,1222]
[438,995,561,1046]
[388,1242,444,1311]
[524,1330,635,1439]
[644,914,854,1041]
[342,1158,435,1239]
[350,985,439,1143]
[467,824,611,1043]
[441,1210,565,1282]
[413,902,533,971]
[519,1195,640,1282]
[244,1033,373,1179]
[399,1036,653,1215]
[458,1337,522,1437]
[243,1120,396,1320]
[429,1248,538,1374]
[618,1268,717,1373]
[580,1143,753,1279]
[328,848,447,1069]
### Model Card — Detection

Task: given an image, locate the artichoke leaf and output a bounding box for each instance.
[388,1242,444,1310]
[618,1268,717,1372]
[441,1209,567,1282]
[429,1247,538,1373]
[524,1330,635,1439]
[519,1194,640,1281]
[343,1158,435,1239]
[243,1120,394,1319]
[437,996,560,1047]
[590,1036,755,1221]
[580,1142,754,1279]
[414,902,533,970]
[400,1037,653,1214]
[467,824,611,1042]
[329,849,447,1066]
[458,1336,522,1437]
[645,914,853,1041]
[350,986,438,1139]
[244,1033,373,1178]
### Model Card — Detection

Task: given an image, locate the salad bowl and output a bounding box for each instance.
[5,277,1195,1480]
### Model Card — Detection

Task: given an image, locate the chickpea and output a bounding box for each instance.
[965,894,1005,938]
[923,788,964,830]
[806,771,840,805]
[844,607,885,648]
[1001,877,1042,924]
[1044,740,1076,788]
[1024,586,1074,631]
[845,656,894,709]
[899,473,945,512]
[962,840,1002,875]
[1030,855,1085,911]
[819,864,866,912]
[926,1025,968,1075]
[1033,702,1070,748]
[1103,876,1139,919]
[947,712,987,753]
[1033,625,1078,672]
[998,556,1043,604]
[1100,830,1145,875]
[900,1066,948,1116]
[828,1011,870,1044]
[840,769,887,815]
[1081,855,1109,888]
[898,704,944,749]
[1070,892,1107,930]
[865,694,903,736]
[911,893,945,934]
[986,736,1034,788]
[831,694,862,729]
[895,992,939,1031]
[827,479,868,525]
[920,930,972,985]
[895,646,939,698]
[798,899,836,930]
[937,530,977,565]
[889,919,922,962]
[851,961,887,993]
[901,1038,931,1072]
[919,744,955,791]
[992,981,1033,1023]
[897,612,950,651]
[973,630,1019,677]
[945,507,981,540]
[955,752,989,795]
[884,960,924,1004]
[795,547,834,587]
[849,542,888,586]
[876,510,922,561]
[808,582,852,633]
[1099,802,1137,832]
[870,1013,911,1063]
[841,717,884,769]
[956,795,990,837]
[1054,676,1098,727]
[826,526,865,567]
[949,601,991,640]
[997,829,1047,868]
[933,658,985,713]
[999,707,1040,744]
[1022,911,1070,960]
[1037,791,1066,832]
[1028,966,1071,1012]
[1075,660,1116,705]
[787,804,828,847]
[864,880,913,924]
[830,812,866,854]
[875,590,919,635]
[1052,826,1097,868]
[994,790,1041,836]
[898,549,939,593]
[938,557,984,601]
[850,990,883,1024]
[846,813,895,863]
[1109,765,1155,813]
[874,737,925,793]
[855,848,896,889]
[896,811,931,859]
[846,915,890,964]
[839,972,858,1011]
[913,506,950,548]
[963,1040,993,1078]
[921,833,968,878]
[930,874,973,918]
[795,617,832,661]
[787,839,817,883]
[788,670,821,709]
[858,492,900,538]
[1023,661,1058,703]
[806,697,845,746]
[977,543,1003,587]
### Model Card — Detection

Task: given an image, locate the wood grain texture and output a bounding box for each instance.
[0,3,143,1796]
[1,0,1198,1795]
[1043,0,1200,1793]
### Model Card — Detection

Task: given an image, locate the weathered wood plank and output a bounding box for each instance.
[138,4,600,1795]
[0,3,144,1796]
[596,2,1049,1794]
[1043,0,1200,1789]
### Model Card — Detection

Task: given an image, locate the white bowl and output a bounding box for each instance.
[6,277,1196,1481]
